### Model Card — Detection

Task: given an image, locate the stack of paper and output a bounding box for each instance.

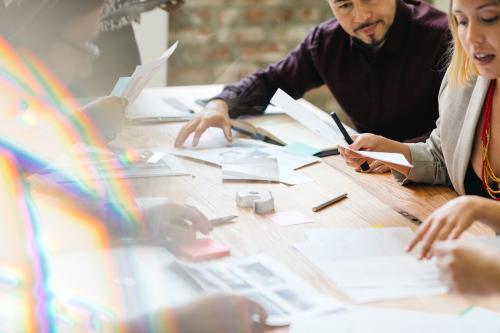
[177,254,343,326]
[171,131,320,185]
[294,227,448,303]
[290,307,500,333]
[39,144,190,181]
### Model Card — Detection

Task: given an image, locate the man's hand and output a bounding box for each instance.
[175,99,232,147]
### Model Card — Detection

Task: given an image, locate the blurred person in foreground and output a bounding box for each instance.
[0,0,267,331]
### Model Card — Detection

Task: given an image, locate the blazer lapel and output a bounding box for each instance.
[452,76,490,195]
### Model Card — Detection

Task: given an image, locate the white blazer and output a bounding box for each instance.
[394,72,491,195]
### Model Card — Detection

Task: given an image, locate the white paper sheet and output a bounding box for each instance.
[222,156,280,182]
[170,136,319,185]
[290,307,497,333]
[270,89,343,145]
[338,143,413,168]
[126,89,193,122]
[294,227,447,303]
[112,41,179,104]
[304,227,415,260]
[329,255,444,288]
[462,307,500,330]
[40,145,190,181]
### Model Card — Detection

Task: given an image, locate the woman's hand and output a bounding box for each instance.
[338,133,410,174]
[406,196,484,259]
[434,241,500,295]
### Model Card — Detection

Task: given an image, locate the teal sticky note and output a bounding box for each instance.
[111,77,131,97]
[282,142,321,156]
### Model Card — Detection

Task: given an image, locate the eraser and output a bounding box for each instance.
[175,238,230,261]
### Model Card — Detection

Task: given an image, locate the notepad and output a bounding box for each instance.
[175,239,231,261]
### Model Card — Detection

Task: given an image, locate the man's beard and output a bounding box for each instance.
[368,34,387,49]
[354,19,387,49]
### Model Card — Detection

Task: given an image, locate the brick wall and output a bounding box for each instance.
[168,1,435,120]
[168,1,333,85]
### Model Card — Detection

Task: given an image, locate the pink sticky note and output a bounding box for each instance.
[267,211,313,226]
[175,238,231,262]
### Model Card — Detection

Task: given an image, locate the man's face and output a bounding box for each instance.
[328,0,397,49]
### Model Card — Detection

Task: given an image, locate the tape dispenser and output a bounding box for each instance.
[236,190,274,215]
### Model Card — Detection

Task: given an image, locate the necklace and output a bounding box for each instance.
[481,79,500,200]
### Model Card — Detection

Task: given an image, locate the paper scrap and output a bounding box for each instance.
[282,142,321,156]
[267,211,314,226]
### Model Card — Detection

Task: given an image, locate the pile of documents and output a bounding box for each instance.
[176,254,343,326]
[294,227,448,303]
[38,144,190,181]
[170,130,320,185]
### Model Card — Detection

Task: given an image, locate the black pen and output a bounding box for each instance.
[330,112,370,171]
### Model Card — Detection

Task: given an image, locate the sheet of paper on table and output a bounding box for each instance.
[171,130,320,185]
[38,144,190,181]
[294,227,447,303]
[290,307,499,333]
[125,89,193,122]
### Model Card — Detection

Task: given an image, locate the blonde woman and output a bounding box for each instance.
[340,0,500,294]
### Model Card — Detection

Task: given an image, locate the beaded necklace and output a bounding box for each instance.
[481,79,500,200]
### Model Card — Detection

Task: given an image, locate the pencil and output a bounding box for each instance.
[312,192,348,212]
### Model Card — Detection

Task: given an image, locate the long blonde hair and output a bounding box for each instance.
[447,0,480,88]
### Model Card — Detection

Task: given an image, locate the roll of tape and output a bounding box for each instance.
[236,190,274,215]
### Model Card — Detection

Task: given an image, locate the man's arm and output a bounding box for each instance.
[175,24,327,147]
[214,25,325,119]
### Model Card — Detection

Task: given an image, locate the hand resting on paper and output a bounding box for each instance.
[434,241,500,295]
[406,196,500,260]
[175,99,233,147]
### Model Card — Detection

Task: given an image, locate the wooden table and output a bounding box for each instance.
[107,84,500,329]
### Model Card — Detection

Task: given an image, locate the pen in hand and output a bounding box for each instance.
[330,112,370,172]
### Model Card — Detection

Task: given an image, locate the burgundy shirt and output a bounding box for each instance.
[215,0,450,142]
